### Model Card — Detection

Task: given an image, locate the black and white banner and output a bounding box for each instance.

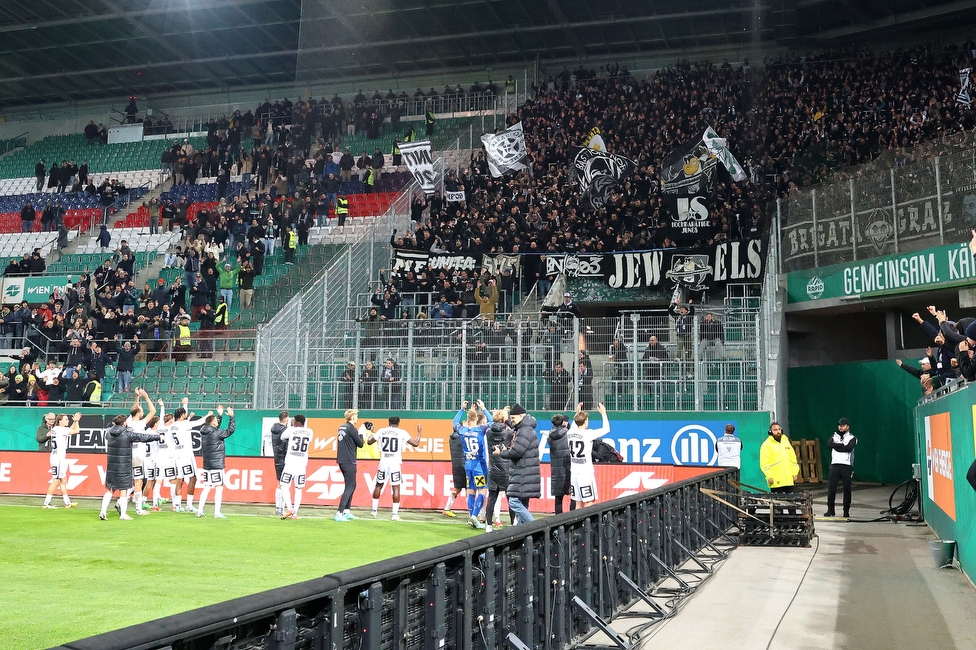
[543,237,767,292]
[399,140,436,195]
[392,250,478,274]
[570,148,636,211]
[481,122,529,178]
[445,190,466,202]
[958,68,972,108]
[481,253,521,276]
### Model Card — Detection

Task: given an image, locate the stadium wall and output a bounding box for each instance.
[787,361,919,484]
[915,383,976,581]
[0,407,772,486]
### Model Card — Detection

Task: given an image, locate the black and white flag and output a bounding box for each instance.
[570,148,636,211]
[399,140,436,195]
[481,122,529,177]
[958,68,972,108]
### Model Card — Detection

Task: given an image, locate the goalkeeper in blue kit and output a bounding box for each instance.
[453,399,490,529]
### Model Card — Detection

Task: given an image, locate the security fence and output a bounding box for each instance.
[780,141,976,272]
[58,469,738,650]
[257,304,761,413]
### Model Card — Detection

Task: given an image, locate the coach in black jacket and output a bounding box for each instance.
[99,415,160,520]
[270,411,290,516]
[547,414,573,514]
[196,406,235,518]
[335,409,366,521]
[495,405,540,525]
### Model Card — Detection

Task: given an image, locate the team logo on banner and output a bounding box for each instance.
[399,140,436,196]
[665,254,713,292]
[570,148,636,211]
[481,122,529,178]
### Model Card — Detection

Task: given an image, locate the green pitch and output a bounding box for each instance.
[0,497,480,650]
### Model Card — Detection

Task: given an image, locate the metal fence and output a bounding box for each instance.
[780,141,976,272]
[257,305,762,413]
[57,469,738,650]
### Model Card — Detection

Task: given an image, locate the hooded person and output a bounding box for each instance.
[485,408,514,531]
[493,404,540,524]
[547,413,573,514]
[196,405,236,518]
[99,414,161,520]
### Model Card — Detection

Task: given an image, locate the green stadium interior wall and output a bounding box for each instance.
[915,384,976,580]
[787,361,918,484]
[0,408,774,488]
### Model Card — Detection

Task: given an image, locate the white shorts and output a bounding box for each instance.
[132,454,144,469]
[570,472,598,503]
[202,469,224,486]
[280,465,307,488]
[376,460,403,486]
[176,456,197,479]
[133,464,146,480]
[144,462,159,481]
[50,457,68,480]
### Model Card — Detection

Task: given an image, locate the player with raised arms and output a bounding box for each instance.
[99,414,161,521]
[196,405,235,518]
[453,399,490,528]
[153,399,179,509]
[369,416,422,521]
[567,402,610,507]
[170,397,211,512]
[126,388,157,515]
[279,414,312,520]
[41,413,82,509]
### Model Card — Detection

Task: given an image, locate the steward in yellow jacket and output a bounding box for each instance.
[759,422,799,490]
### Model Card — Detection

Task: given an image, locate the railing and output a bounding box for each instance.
[260,307,761,412]
[780,135,976,273]
[56,469,738,650]
[0,131,28,156]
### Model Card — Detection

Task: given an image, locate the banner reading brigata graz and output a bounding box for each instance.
[787,241,976,304]
[545,237,767,291]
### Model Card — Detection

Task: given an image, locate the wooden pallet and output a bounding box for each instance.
[792,438,823,484]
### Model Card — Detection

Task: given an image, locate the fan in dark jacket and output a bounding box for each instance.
[547,414,574,514]
[485,412,514,530]
[99,415,160,520]
[494,404,540,524]
[196,406,235,518]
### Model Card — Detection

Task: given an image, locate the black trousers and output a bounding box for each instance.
[337,463,357,512]
[826,464,854,514]
[486,489,515,525]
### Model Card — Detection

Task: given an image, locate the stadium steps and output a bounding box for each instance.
[107,360,254,405]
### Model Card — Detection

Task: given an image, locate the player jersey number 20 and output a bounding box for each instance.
[381,437,400,454]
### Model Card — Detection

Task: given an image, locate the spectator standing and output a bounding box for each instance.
[543,361,571,410]
[715,423,742,469]
[217,263,239,309]
[669,301,695,361]
[20,202,35,233]
[699,313,725,360]
[35,160,45,192]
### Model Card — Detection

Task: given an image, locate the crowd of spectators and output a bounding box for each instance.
[385,42,976,264]
[901,300,976,397]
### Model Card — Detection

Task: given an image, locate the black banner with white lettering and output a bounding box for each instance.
[660,134,718,241]
[544,237,767,292]
[570,147,636,211]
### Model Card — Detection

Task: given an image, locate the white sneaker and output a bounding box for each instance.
[485,525,493,533]
[119,514,134,521]
[195,510,205,518]
[391,514,403,521]
[135,510,149,516]
[371,511,378,517]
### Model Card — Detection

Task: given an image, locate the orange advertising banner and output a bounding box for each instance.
[925,412,956,520]
[0,451,716,513]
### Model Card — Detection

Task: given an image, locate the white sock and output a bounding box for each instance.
[62,492,71,506]
[185,493,194,509]
[281,486,292,513]
[119,494,130,517]
[170,485,179,505]
[134,494,143,512]
[371,498,379,513]
[444,494,455,511]
[100,491,112,516]
[214,486,223,515]
[197,486,211,514]
[275,487,282,510]
[392,503,400,516]
[153,482,162,507]
[43,494,52,506]
[293,489,302,515]
[174,494,182,508]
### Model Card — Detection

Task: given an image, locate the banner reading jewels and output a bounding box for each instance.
[545,237,767,291]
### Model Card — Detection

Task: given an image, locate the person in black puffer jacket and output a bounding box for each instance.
[495,404,540,524]
[547,414,574,514]
[196,406,235,518]
[99,414,160,520]
[270,410,291,516]
[485,408,514,531]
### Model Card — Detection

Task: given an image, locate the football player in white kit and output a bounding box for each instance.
[279,414,313,520]
[170,397,211,513]
[567,402,610,507]
[41,413,82,509]
[126,388,157,515]
[153,401,179,510]
[368,416,422,520]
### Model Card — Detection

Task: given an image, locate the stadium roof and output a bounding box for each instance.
[0,0,974,110]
